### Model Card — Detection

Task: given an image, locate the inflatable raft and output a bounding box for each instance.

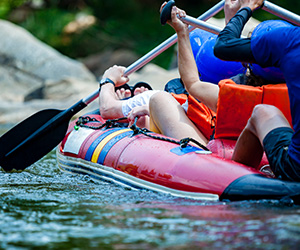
[57,114,300,204]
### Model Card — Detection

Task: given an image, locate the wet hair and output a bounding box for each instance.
[231,64,272,87]
[245,65,267,86]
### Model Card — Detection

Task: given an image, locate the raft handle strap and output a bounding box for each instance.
[130,117,210,151]
[75,116,128,130]
[75,116,210,151]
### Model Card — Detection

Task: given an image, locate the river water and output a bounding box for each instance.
[0,127,300,249]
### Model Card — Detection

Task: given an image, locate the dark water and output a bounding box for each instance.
[0,127,300,249]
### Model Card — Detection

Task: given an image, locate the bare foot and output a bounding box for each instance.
[115,88,131,100]
[133,86,149,96]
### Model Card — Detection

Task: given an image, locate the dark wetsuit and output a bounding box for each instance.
[214,8,300,182]
[214,8,255,63]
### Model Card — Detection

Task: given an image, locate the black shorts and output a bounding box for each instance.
[263,127,300,182]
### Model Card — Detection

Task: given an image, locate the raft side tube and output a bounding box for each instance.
[220,174,300,204]
[57,150,220,201]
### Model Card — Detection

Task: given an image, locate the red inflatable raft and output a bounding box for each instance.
[57,114,300,204]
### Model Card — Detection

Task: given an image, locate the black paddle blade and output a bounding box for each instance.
[0,109,69,171]
[0,98,87,171]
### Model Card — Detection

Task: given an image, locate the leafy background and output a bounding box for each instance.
[0,0,299,69]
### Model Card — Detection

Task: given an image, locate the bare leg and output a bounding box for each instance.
[232,127,264,168]
[232,104,291,168]
[150,117,161,134]
[149,91,208,145]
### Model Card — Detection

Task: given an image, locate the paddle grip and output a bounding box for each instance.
[160,0,175,25]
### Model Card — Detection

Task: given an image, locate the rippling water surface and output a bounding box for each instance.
[0,127,300,249]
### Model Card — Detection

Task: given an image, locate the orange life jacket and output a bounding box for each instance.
[214,79,291,139]
[172,79,291,141]
[172,93,216,140]
[171,93,187,105]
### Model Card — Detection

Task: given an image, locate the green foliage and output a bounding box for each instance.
[84,0,175,67]
[0,0,27,18]
[20,8,75,48]
[1,0,300,69]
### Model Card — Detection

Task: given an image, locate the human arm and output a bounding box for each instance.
[239,0,264,11]
[214,0,264,63]
[127,105,149,121]
[224,0,264,25]
[160,3,219,112]
[214,7,254,62]
[99,65,129,119]
[127,105,150,127]
[224,0,241,24]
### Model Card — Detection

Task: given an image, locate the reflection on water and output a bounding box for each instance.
[0,123,299,249]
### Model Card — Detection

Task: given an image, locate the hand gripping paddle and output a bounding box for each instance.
[0,0,227,171]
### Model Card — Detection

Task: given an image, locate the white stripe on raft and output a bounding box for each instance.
[64,128,94,155]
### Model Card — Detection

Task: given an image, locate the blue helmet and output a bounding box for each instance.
[250,20,294,83]
[193,35,246,84]
[189,28,213,59]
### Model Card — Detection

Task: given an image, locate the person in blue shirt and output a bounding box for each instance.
[214,0,300,182]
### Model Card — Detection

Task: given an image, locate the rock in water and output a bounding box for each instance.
[0,19,96,102]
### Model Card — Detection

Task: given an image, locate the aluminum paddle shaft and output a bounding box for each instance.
[160,0,300,38]
[82,0,226,106]
[0,1,225,171]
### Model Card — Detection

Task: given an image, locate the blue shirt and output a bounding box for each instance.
[251,27,300,166]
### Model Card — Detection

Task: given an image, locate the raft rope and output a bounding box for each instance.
[75,116,210,151]
[75,116,128,130]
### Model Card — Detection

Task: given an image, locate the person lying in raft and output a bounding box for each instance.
[127,2,264,142]
[98,0,245,130]
[98,0,265,131]
[126,1,291,174]
[98,0,291,179]
[98,65,160,129]
[213,0,300,182]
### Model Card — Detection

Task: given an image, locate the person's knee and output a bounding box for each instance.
[149,91,171,110]
[245,104,275,133]
[252,104,283,122]
[252,104,270,119]
[150,91,169,101]
[248,104,290,139]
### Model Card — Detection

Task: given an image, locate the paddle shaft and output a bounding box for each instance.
[263,1,300,26]
[0,0,225,170]
[165,0,300,36]
[3,0,297,170]
[32,0,226,151]
[83,0,226,106]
